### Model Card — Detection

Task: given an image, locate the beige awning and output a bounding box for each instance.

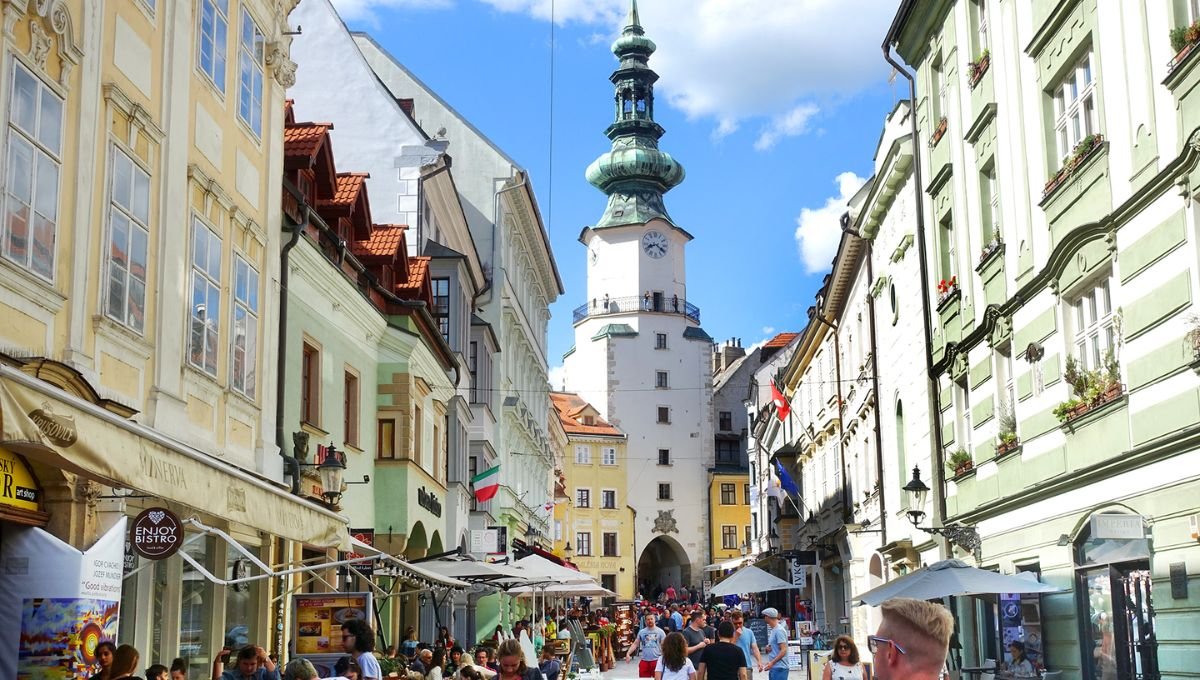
[0,367,349,550]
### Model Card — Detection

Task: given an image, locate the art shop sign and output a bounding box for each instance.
[417,486,442,517]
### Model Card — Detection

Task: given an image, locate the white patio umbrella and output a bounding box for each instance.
[857,559,1063,606]
[709,565,800,597]
[513,554,593,583]
[511,581,618,598]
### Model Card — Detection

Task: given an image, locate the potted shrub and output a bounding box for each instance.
[1175,20,1200,67]
[946,448,973,477]
[996,400,1019,455]
[1185,313,1200,362]
[930,117,949,146]
[968,48,991,87]
[1044,134,1105,198]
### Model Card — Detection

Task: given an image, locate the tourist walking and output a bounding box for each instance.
[681,611,709,668]
[759,609,788,680]
[110,645,143,680]
[697,621,748,680]
[654,633,696,680]
[822,636,863,680]
[868,598,954,680]
[625,612,667,678]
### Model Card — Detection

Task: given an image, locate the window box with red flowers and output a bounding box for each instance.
[929,117,949,146]
[968,49,991,89]
[1169,21,1200,73]
[1043,133,1105,200]
[936,276,960,308]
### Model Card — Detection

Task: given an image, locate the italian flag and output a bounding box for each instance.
[472,465,501,503]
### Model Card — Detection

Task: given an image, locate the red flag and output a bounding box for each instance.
[771,380,791,421]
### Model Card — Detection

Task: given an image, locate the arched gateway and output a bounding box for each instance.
[637,535,690,596]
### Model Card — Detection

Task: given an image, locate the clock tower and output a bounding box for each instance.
[562,0,714,592]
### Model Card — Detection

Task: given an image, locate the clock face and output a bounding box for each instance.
[642,230,668,259]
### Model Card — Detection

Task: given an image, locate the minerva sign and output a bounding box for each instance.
[130,507,183,559]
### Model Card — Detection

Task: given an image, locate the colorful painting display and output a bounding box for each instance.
[17,598,120,679]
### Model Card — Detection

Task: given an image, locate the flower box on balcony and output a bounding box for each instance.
[936,276,960,309]
[976,238,1003,270]
[1170,22,1200,73]
[929,117,949,147]
[968,50,991,89]
[1043,134,1105,200]
[995,436,1020,458]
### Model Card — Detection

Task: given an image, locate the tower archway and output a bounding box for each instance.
[637,535,690,595]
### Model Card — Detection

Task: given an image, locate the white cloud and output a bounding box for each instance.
[711,116,740,142]
[547,365,567,391]
[330,0,454,22]
[761,326,776,336]
[754,103,819,151]
[794,172,866,274]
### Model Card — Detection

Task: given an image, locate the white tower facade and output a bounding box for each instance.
[562,1,713,592]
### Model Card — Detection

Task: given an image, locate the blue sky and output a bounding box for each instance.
[331,0,901,379]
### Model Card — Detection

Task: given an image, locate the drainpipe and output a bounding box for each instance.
[841,217,888,545]
[276,183,307,493]
[475,172,529,307]
[882,30,949,539]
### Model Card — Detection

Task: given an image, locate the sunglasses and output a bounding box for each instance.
[836,645,850,650]
[867,636,906,655]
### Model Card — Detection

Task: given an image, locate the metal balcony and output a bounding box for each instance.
[572,294,701,324]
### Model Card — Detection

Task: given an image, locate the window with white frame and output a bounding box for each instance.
[602,532,618,557]
[575,531,591,556]
[1053,50,1098,165]
[980,164,1000,243]
[932,53,948,123]
[1070,274,1116,372]
[655,370,669,389]
[198,0,229,93]
[601,489,616,509]
[995,344,1016,425]
[1190,0,1200,24]
[4,61,63,280]
[231,255,259,397]
[972,0,989,54]
[574,445,591,465]
[576,488,590,508]
[721,525,738,550]
[657,483,671,500]
[237,8,265,136]
[189,219,222,375]
[655,332,668,349]
[956,379,973,453]
[105,148,150,332]
[601,447,617,466]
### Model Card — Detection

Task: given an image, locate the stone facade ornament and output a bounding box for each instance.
[28,16,51,68]
[652,509,678,534]
[266,42,297,88]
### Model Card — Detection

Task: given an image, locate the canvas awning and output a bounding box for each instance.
[418,557,537,585]
[856,559,1063,606]
[709,565,800,597]
[512,554,591,583]
[0,366,349,550]
[510,581,617,598]
[346,538,469,591]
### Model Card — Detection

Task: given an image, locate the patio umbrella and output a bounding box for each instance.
[513,554,593,583]
[709,565,800,597]
[857,559,1063,606]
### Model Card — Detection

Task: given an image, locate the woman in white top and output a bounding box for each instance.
[654,633,696,680]
[821,636,864,680]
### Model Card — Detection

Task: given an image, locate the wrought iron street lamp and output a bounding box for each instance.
[298,443,348,508]
[902,466,982,553]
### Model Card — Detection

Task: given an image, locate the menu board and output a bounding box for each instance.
[613,603,637,654]
[293,593,372,656]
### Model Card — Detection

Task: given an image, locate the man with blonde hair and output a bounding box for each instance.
[869,598,954,680]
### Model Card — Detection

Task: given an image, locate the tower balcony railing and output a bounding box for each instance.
[572,294,701,324]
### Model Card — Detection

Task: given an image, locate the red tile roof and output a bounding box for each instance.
[550,392,623,437]
[321,172,369,208]
[396,256,432,303]
[351,225,407,260]
[283,122,333,163]
[764,332,800,349]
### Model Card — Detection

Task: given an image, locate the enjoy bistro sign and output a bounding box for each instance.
[130,507,183,560]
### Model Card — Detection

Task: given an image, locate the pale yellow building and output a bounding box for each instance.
[550,392,635,599]
[708,471,752,563]
[0,1,350,674]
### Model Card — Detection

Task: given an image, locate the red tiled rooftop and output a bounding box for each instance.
[396,256,431,295]
[351,225,406,259]
[320,172,369,207]
[550,392,623,437]
[764,332,800,349]
[283,122,332,161]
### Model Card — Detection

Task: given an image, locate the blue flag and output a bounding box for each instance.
[774,459,799,496]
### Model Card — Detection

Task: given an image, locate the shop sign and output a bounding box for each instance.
[0,450,40,512]
[129,507,183,560]
[348,528,375,577]
[470,529,498,554]
[1091,514,1144,540]
[789,559,807,588]
[417,486,442,517]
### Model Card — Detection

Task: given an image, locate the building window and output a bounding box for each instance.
[468,340,491,405]
[720,483,736,505]
[600,573,616,591]
[932,52,947,123]
[938,213,955,282]
[468,341,478,402]
[658,449,670,466]
[655,371,669,389]
[575,532,591,557]
[601,447,617,466]
[602,532,618,557]
[105,148,150,332]
[657,483,672,500]
[230,256,259,397]
[237,8,265,136]
[601,489,616,509]
[377,419,395,459]
[198,0,229,93]
[718,411,732,431]
[301,343,319,425]
[189,219,222,376]
[744,484,751,504]
[1070,274,1115,372]
[721,525,737,550]
[745,525,752,548]
[5,61,63,280]
[716,439,738,464]
[575,445,591,465]
[431,277,450,343]
[1053,50,1098,167]
[344,371,359,447]
[956,378,972,455]
[576,488,591,508]
[995,344,1016,429]
[413,406,423,460]
[655,333,668,349]
[980,164,999,243]
[971,0,988,55]
[657,407,670,424]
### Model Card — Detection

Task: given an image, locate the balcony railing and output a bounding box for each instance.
[573,294,701,324]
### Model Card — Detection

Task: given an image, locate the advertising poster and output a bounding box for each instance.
[293,592,372,656]
[0,517,127,680]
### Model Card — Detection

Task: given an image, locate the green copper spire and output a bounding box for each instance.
[585,0,685,229]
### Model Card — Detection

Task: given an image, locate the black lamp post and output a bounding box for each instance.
[902,465,982,553]
[902,466,930,526]
[300,443,347,509]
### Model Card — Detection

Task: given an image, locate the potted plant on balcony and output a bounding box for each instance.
[1044,133,1105,198]
[968,48,991,88]
[1185,313,1200,363]
[1055,354,1124,425]
[930,117,949,146]
[1170,20,1200,71]
[978,232,1003,265]
[936,276,959,306]
[946,448,973,477]
[995,400,1019,456]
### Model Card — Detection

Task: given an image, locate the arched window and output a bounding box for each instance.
[895,399,907,507]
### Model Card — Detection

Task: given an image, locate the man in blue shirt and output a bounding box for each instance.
[624,613,666,678]
[760,608,789,680]
[728,610,762,670]
[670,605,684,633]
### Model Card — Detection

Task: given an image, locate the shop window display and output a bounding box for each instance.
[180,536,217,679]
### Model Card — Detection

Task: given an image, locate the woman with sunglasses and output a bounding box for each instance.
[821,636,863,680]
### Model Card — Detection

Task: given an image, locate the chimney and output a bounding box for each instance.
[713,338,747,377]
[396,98,415,117]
